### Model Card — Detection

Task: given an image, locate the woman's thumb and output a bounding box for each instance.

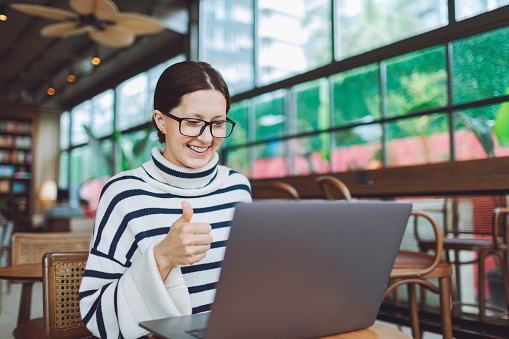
[179,200,194,222]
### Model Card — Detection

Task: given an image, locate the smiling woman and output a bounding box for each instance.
[78,61,252,339]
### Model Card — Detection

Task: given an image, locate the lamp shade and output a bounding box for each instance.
[39,180,57,201]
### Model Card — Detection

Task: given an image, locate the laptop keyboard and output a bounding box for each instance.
[185,328,206,339]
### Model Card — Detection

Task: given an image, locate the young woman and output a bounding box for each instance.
[79,61,252,339]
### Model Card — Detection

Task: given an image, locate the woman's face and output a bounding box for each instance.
[154,89,227,169]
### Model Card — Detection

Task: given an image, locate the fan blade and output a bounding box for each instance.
[41,22,89,38]
[10,4,78,21]
[89,27,135,48]
[113,13,164,35]
[70,0,118,20]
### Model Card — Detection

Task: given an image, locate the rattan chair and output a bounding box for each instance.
[315,175,352,201]
[9,232,91,333]
[385,210,453,339]
[13,252,92,339]
[250,181,300,200]
[417,195,509,321]
[11,232,91,266]
[317,179,452,338]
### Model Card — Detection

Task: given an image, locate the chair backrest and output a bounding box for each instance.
[69,218,95,233]
[444,194,508,237]
[48,218,71,232]
[315,175,352,201]
[11,232,91,266]
[42,252,92,339]
[250,181,300,200]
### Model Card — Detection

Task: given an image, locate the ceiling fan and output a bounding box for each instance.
[10,0,165,48]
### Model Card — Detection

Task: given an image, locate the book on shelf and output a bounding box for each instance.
[0,180,10,193]
[0,165,14,178]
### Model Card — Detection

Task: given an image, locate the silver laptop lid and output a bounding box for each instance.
[204,200,412,339]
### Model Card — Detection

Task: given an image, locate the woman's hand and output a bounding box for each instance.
[154,200,213,280]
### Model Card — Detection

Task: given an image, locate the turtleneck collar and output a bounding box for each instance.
[142,147,219,190]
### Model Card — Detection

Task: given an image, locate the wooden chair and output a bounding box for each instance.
[417,194,509,321]
[13,252,92,339]
[250,181,300,200]
[315,175,352,201]
[316,179,452,338]
[11,232,91,266]
[385,210,453,339]
[48,218,71,232]
[9,232,92,331]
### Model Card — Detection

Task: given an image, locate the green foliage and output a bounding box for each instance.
[83,125,151,174]
[493,91,509,147]
[456,113,495,157]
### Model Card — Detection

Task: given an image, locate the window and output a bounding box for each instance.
[292,79,331,175]
[71,101,92,146]
[60,112,70,150]
[223,100,250,175]
[92,90,114,138]
[200,0,254,94]
[116,73,150,131]
[386,46,447,118]
[252,90,287,178]
[331,64,382,171]
[456,0,509,20]
[257,0,331,85]
[335,0,447,60]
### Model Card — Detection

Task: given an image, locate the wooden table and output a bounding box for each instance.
[0,263,42,325]
[149,323,411,339]
[320,323,411,338]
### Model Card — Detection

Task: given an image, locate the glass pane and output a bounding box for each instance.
[332,63,381,125]
[452,26,509,104]
[60,111,70,150]
[254,90,286,141]
[386,46,447,117]
[70,147,86,203]
[71,101,92,146]
[116,73,150,131]
[224,147,250,176]
[92,90,114,138]
[59,151,69,189]
[454,104,509,160]
[118,129,153,171]
[335,0,448,60]
[257,0,332,85]
[331,124,383,172]
[290,134,331,175]
[148,56,186,98]
[294,79,329,133]
[223,100,250,148]
[386,114,450,167]
[252,142,286,179]
[456,0,509,20]
[95,139,113,179]
[200,0,254,94]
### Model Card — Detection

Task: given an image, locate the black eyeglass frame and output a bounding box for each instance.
[163,112,236,138]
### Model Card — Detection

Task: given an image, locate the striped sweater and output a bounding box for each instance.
[79,147,252,339]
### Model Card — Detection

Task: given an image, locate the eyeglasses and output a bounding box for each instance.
[164,112,236,138]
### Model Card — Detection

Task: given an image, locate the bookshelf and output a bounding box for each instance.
[0,118,33,222]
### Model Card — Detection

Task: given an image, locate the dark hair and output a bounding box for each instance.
[153,61,231,143]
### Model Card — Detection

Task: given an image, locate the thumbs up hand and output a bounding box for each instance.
[154,201,213,280]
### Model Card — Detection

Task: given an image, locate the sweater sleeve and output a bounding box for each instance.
[79,180,192,339]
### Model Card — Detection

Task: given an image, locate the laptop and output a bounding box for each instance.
[140,200,412,339]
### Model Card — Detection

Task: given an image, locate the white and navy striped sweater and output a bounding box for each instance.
[79,147,252,339]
